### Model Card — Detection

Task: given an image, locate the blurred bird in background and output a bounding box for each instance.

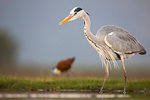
[52,57,75,75]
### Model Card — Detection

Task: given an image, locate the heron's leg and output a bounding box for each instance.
[121,57,127,95]
[99,60,109,93]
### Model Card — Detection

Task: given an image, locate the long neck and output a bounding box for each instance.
[81,12,97,47]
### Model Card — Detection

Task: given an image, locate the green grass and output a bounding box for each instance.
[0,76,150,92]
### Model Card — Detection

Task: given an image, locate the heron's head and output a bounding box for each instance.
[51,66,61,75]
[59,7,85,25]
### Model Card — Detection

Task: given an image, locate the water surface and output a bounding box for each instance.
[0,93,149,100]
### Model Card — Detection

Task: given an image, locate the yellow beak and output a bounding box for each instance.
[59,16,72,25]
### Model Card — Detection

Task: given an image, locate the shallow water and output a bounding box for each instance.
[0,93,150,100]
[0,98,150,100]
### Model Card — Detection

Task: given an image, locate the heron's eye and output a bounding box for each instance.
[74,12,77,15]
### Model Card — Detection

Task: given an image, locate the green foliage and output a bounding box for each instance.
[0,29,17,64]
[0,76,150,92]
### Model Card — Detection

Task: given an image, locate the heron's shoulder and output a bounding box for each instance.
[96,25,130,37]
[100,25,129,33]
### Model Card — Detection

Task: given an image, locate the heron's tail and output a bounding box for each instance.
[139,49,146,55]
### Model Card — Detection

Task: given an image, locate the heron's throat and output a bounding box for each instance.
[82,14,91,36]
[82,13,97,48]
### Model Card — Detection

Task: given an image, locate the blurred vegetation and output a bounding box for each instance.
[0,76,150,92]
[0,63,150,79]
[0,29,17,65]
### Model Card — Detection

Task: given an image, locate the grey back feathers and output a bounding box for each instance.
[96,25,146,57]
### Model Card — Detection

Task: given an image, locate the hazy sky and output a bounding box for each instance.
[0,0,150,65]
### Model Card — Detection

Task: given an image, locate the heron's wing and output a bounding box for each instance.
[104,31,145,54]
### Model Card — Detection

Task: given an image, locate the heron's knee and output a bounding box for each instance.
[124,72,127,79]
[106,73,109,79]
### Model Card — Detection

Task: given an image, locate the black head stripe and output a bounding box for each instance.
[74,7,82,12]
[86,12,90,16]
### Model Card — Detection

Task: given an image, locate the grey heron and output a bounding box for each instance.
[59,7,146,94]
